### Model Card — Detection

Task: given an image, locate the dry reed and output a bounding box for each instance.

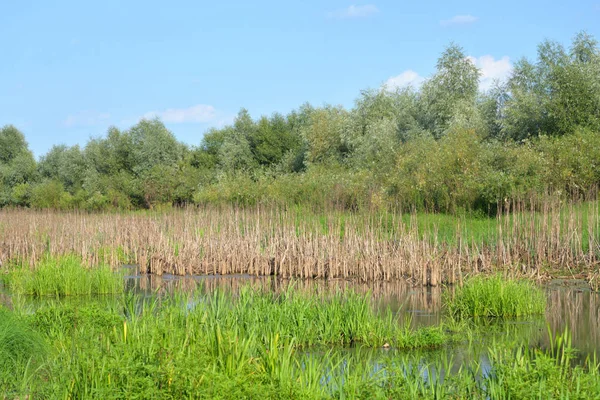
[0,200,598,286]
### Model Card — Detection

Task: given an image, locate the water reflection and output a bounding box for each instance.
[3,272,599,364]
[124,273,600,357]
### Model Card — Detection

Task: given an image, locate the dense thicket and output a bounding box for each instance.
[1,33,599,213]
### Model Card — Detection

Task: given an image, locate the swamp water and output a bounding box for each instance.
[126,273,600,350]
[122,273,600,368]
[2,272,599,396]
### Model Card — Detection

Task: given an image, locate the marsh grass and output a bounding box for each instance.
[445,275,547,319]
[2,255,123,297]
[0,198,598,285]
[2,287,455,398]
[1,285,599,398]
[0,307,47,396]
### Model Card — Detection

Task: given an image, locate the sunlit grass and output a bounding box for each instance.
[0,307,47,396]
[1,284,599,398]
[445,275,547,319]
[2,255,123,296]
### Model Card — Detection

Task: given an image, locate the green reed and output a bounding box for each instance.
[445,274,547,319]
[1,282,598,398]
[2,255,123,296]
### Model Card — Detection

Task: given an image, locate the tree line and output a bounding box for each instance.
[1,32,599,213]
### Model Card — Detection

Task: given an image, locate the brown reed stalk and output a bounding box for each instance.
[0,198,598,285]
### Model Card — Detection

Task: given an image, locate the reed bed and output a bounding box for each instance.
[0,199,598,285]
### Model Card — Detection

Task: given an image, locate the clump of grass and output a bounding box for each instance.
[445,275,546,318]
[0,307,47,395]
[193,286,450,349]
[3,255,123,297]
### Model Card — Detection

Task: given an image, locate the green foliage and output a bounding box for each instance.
[418,43,480,138]
[3,255,123,296]
[505,32,600,139]
[30,180,69,209]
[0,286,461,398]
[302,106,350,165]
[0,125,31,164]
[445,275,547,318]
[38,144,86,191]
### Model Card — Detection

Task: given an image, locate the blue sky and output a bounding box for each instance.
[1,1,599,157]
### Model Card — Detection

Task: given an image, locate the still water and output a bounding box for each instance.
[124,273,600,358]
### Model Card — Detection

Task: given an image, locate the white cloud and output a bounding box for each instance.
[467,55,513,91]
[143,104,217,124]
[64,111,111,127]
[383,70,425,91]
[440,14,478,27]
[328,4,379,19]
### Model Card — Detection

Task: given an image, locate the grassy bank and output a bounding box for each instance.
[0,284,598,398]
[1,199,598,285]
[1,286,456,398]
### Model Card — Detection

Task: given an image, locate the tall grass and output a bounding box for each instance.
[2,255,123,296]
[0,307,47,396]
[1,289,599,398]
[445,275,547,318]
[0,198,598,285]
[2,286,456,398]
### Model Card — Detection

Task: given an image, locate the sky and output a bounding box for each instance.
[1,1,599,158]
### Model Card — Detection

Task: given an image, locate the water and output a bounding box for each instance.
[2,272,599,377]
[122,273,600,358]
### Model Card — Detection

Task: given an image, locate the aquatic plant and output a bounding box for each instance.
[0,307,47,396]
[0,198,597,284]
[3,255,123,296]
[1,284,599,398]
[445,275,547,318]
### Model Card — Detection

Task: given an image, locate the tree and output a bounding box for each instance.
[418,44,480,138]
[0,125,37,206]
[249,113,301,167]
[301,106,350,165]
[504,33,600,139]
[38,145,86,191]
[128,118,182,177]
[0,125,30,164]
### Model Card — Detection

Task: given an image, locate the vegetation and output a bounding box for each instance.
[1,200,598,283]
[2,255,123,296]
[0,286,455,398]
[0,307,47,394]
[0,275,599,398]
[1,32,599,213]
[445,275,547,318]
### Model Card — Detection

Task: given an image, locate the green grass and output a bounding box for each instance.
[292,199,599,248]
[445,275,547,319]
[1,287,455,398]
[2,255,123,297]
[1,284,599,398]
[0,307,47,396]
